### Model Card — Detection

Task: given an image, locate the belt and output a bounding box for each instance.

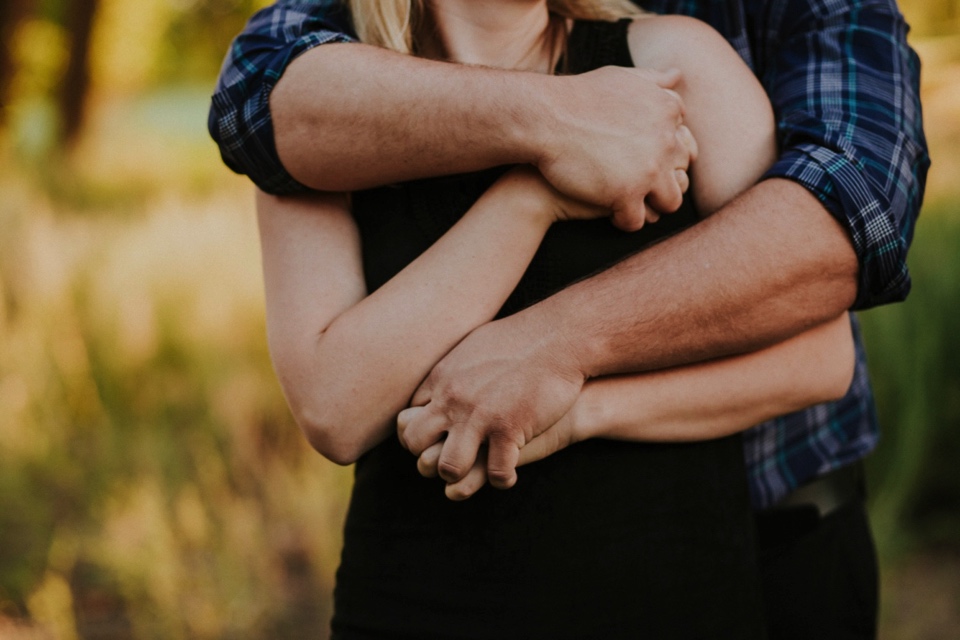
[754,462,865,547]
[772,461,865,519]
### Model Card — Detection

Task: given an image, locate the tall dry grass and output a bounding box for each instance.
[0,164,353,638]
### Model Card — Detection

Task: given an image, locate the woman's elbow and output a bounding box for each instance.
[295,407,366,466]
[826,349,857,403]
[278,367,368,464]
[269,345,370,465]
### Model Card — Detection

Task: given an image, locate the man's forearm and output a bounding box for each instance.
[272,43,543,191]
[271,43,690,225]
[522,178,860,376]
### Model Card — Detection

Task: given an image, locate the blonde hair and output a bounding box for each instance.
[348,0,645,55]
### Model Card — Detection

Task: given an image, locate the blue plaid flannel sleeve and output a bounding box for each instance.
[759,0,930,310]
[208,0,355,195]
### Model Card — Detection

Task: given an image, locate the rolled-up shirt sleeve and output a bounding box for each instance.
[208,0,356,195]
[760,0,930,310]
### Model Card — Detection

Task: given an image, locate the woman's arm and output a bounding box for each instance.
[520,314,855,460]
[628,15,777,216]
[588,7,852,449]
[258,168,599,465]
[429,315,855,499]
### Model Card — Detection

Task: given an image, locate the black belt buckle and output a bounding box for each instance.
[755,462,865,548]
[774,461,865,519]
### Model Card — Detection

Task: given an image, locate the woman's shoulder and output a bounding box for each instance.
[625,14,735,71]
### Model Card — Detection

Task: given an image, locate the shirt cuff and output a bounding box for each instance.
[209,21,355,195]
[762,144,911,310]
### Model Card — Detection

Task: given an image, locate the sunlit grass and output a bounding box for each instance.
[0,158,352,637]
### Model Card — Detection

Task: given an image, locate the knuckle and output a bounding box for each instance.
[404,428,436,455]
[663,93,682,116]
[658,129,678,154]
[641,160,659,184]
[616,208,645,232]
[407,439,429,456]
[438,459,466,482]
[446,484,472,501]
[488,419,526,446]
[439,379,469,408]
[668,190,683,212]
[487,468,516,488]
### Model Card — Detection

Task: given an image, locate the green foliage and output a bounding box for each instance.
[863,205,960,556]
[159,0,272,83]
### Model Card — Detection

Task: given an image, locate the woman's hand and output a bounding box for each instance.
[497,166,611,226]
[414,392,589,500]
[417,442,491,501]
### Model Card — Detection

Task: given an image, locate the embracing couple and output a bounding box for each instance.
[209,0,928,637]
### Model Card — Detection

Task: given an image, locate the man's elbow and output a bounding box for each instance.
[271,78,336,191]
[805,214,860,322]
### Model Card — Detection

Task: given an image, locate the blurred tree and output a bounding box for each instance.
[0,0,34,128]
[159,0,276,84]
[56,0,99,146]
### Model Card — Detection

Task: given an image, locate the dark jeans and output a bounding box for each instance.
[755,498,879,639]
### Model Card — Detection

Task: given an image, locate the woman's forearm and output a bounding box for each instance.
[260,169,570,464]
[517,315,855,465]
[580,315,855,441]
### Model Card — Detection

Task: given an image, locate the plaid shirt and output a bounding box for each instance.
[209,0,929,509]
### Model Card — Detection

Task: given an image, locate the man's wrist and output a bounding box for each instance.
[511,300,592,384]
[513,179,860,380]
[498,71,560,169]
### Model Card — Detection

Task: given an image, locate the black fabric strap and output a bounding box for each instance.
[565,18,634,75]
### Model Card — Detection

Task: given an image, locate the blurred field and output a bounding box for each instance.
[1,1,959,638]
[0,127,353,637]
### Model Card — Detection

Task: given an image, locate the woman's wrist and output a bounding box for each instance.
[566,381,605,443]
[489,166,563,228]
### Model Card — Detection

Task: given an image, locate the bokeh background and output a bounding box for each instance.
[0,0,957,637]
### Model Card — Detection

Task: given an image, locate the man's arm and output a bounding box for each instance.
[210,2,693,228]
[413,313,856,501]
[273,44,692,224]
[402,178,858,486]
[756,0,929,311]
[400,1,929,487]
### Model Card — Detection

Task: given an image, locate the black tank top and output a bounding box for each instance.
[332,19,765,640]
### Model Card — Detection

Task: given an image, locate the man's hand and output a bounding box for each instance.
[396,314,584,489]
[537,67,697,231]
